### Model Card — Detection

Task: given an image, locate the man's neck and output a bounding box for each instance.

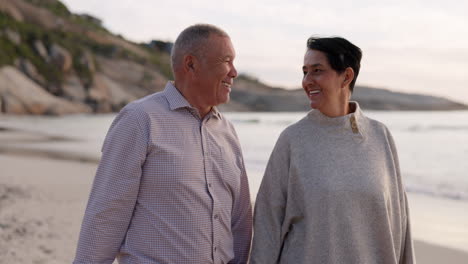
[173,81,211,119]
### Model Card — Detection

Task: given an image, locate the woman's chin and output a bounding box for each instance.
[309,101,321,109]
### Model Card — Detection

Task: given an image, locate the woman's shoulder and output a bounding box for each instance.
[357,114,398,148]
[361,114,392,136]
[277,115,312,142]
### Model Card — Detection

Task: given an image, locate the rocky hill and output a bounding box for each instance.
[0,0,466,115]
[0,0,170,114]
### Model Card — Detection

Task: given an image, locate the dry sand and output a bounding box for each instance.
[0,154,95,264]
[1,128,468,263]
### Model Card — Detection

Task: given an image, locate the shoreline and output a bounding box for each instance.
[1,127,468,263]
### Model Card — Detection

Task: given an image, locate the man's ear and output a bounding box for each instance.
[183,55,196,73]
[342,67,355,88]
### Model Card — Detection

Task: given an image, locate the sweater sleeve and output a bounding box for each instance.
[385,127,416,264]
[400,193,416,264]
[250,131,291,264]
[73,108,148,264]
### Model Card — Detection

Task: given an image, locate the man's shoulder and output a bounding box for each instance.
[112,91,170,128]
[123,91,169,113]
[217,113,237,131]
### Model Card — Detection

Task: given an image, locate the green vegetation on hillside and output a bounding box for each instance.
[0,12,63,86]
[0,7,173,90]
[0,36,16,66]
[140,44,173,80]
[24,0,71,17]
[23,0,108,33]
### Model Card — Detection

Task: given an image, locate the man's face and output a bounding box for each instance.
[194,35,237,107]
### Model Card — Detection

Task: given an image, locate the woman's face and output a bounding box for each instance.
[302,49,349,117]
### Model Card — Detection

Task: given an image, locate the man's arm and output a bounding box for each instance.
[229,160,253,264]
[73,108,148,264]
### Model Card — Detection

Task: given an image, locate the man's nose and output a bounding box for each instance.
[229,64,238,78]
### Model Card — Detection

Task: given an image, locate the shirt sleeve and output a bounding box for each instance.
[229,161,253,264]
[250,131,291,264]
[73,108,148,264]
[228,126,253,264]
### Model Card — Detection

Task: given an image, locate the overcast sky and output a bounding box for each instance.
[60,0,468,104]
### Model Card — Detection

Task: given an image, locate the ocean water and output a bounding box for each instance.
[2,110,468,202]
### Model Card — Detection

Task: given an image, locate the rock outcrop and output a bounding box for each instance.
[0,66,91,115]
[0,0,170,115]
[62,74,87,102]
[95,56,167,98]
[49,44,73,73]
[15,58,47,86]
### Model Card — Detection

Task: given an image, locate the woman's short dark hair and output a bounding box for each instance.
[306,37,362,92]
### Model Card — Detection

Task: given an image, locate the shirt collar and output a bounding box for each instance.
[163,81,223,120]
[163,81,191,111]
[211,106,222,119]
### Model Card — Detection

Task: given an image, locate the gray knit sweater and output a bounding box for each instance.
[250,102,415,264]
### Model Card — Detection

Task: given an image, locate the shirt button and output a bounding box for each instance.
[214,214,219,219]
[208,183,212,188]
[214,246,217,252]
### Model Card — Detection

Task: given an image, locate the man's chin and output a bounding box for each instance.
[217,95,230,105]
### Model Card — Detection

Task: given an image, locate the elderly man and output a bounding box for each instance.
[73,24,252,264]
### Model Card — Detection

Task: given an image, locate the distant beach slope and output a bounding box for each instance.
[352,86,468,111]
[220,75,468,112]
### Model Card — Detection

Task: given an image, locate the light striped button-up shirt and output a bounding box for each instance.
[74,82,252,264]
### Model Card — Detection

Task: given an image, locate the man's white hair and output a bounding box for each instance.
[171,24,229,73]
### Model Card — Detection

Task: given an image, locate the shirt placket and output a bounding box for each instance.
[200,115,221,263]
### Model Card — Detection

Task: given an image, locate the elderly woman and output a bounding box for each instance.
[250,37,415,263]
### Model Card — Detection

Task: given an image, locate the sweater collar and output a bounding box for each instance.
[307,101,365,136]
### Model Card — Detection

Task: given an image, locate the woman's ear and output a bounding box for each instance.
[342,67,355,88]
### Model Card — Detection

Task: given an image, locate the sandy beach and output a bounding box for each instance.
[1,127,468,263]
